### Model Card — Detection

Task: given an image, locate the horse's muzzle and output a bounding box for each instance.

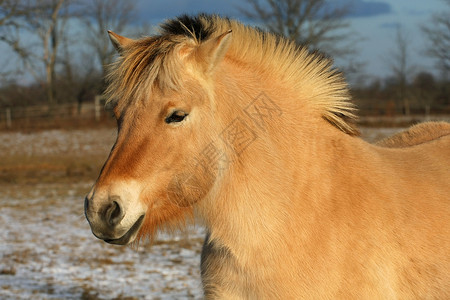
[84,191,146,245]
[104,214,145,245]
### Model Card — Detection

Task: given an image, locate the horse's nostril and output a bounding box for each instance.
[104,200,124,227]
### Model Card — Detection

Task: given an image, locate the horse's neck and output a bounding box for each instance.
[200,64,365,264]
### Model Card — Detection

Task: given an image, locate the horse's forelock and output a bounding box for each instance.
[104,35,187,109]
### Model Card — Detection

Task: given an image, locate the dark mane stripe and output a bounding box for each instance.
[160,14,216,42]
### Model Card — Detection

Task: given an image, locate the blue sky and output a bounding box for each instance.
[132,0,446,84]
[0,0,446,86]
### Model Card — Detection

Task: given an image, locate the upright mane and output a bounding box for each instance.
[105,14,358,135]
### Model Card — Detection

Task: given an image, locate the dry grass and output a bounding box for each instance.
[0,128,116,184]
[0,154,107,184]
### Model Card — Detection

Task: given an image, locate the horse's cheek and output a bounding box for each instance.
[166,165,216,207]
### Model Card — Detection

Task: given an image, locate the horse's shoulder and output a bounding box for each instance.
[376,121,450,148]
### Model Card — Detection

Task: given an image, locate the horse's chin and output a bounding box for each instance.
[103,214,145,245]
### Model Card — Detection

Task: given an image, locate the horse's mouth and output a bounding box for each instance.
[104,214,145,245]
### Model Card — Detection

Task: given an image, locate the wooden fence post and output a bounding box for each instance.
[6,108,12,129]
[94,95,101,122]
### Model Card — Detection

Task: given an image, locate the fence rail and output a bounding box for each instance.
[0,96,114,130]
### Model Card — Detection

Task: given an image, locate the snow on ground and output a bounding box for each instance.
[0,127,407,299]
[0,183,205,299]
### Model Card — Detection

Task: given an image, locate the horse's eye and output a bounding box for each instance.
[165,110,188,124]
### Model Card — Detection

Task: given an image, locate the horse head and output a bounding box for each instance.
[85,28,232,245]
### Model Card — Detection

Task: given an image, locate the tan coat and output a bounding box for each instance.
[85,14,450,299]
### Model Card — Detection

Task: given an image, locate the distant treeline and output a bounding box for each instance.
[352,72,450,116]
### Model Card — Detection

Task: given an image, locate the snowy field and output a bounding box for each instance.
[0,127,405,299]
[0,182,205,299]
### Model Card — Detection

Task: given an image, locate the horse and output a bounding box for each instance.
[84,14,450,299]
[376,121,450,148]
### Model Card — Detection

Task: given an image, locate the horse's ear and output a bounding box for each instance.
[196,30,232,73]
[108,31,134,54]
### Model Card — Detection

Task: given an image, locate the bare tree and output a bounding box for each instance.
[5,0,70,106]
[0,1,32,42]
[386,26,415,115]
[0,1,24,43]
[35,0,65,106]
[238,0,354,58]
[80,0,136,91]
[422,0,450,80]
[413,72,436,117]
[0,0,38,80]
[58,24,103,110]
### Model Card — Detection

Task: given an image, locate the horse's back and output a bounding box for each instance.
[376,121,450,188]
[376,121,450,148]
